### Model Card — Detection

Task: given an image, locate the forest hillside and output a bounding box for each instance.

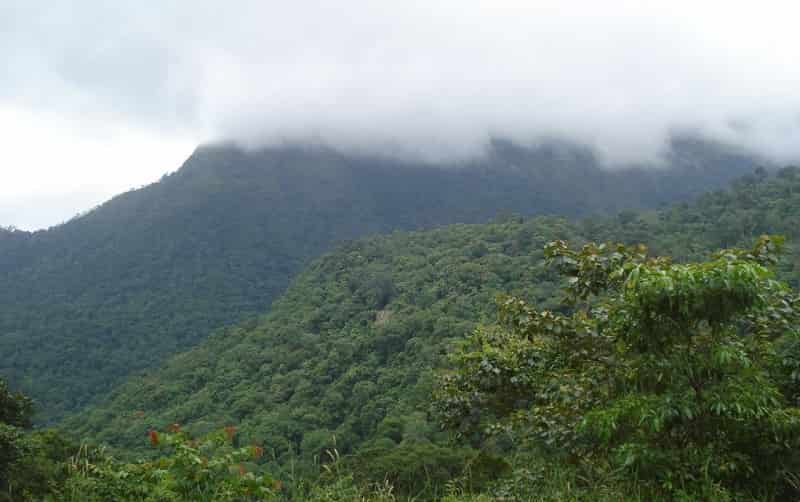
[0,138,761,422]
[64,167,800,494]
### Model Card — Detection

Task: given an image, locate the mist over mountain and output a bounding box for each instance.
[5,2,800,162]
[3,2,800,234]
[0,137,763,421]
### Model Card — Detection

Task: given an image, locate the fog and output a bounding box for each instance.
[2,1,800,228]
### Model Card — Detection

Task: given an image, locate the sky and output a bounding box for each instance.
[2,1,800,230]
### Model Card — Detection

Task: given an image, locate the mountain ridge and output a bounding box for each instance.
[0,138,766,421]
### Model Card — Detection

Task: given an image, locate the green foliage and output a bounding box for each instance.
[344,440,499,498]
[0,140,760,422]
[4,161,800,498]
[0,379,80,501]
[775,331,800,406]
[0,379,32,429]
[5,429,79,501]
[0,378,34,497]
[65,217,577,486]
[0,424,28,498]
[61,427,278,501]
[436,237,800,499]
[62,167,800,499]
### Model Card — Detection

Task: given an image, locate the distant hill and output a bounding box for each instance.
[0,137,764,421]
[64,167,800,483]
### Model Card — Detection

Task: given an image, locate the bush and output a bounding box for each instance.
[436,237,800,499]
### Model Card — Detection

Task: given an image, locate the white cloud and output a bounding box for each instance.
[1,1,800,228]
[0,106,195,230]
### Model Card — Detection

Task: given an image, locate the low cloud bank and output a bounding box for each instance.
[2,1,799,166]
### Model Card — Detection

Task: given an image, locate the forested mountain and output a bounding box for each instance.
[65,166,800,490]
[0,137,762,422]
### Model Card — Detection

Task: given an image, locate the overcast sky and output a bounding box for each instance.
[2,1,800,230]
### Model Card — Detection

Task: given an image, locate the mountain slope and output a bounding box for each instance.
[66,217,580,466]
[65,168,800,476]
[0,138,762,421]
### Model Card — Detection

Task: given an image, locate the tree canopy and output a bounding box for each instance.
[0,140,761,422]
[436,236,800,499]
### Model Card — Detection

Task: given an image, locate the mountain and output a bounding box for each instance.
[0,137,764,421]
[64,167,800,484]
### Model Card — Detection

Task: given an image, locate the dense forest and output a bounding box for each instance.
[0,138,762,422]
[0,165,776,500]
[5,0,800,497]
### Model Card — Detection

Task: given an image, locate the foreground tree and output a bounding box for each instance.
[1,380,82,501]
[1,378,33,497]
[62,427,278,501]
[436,236,800,499]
